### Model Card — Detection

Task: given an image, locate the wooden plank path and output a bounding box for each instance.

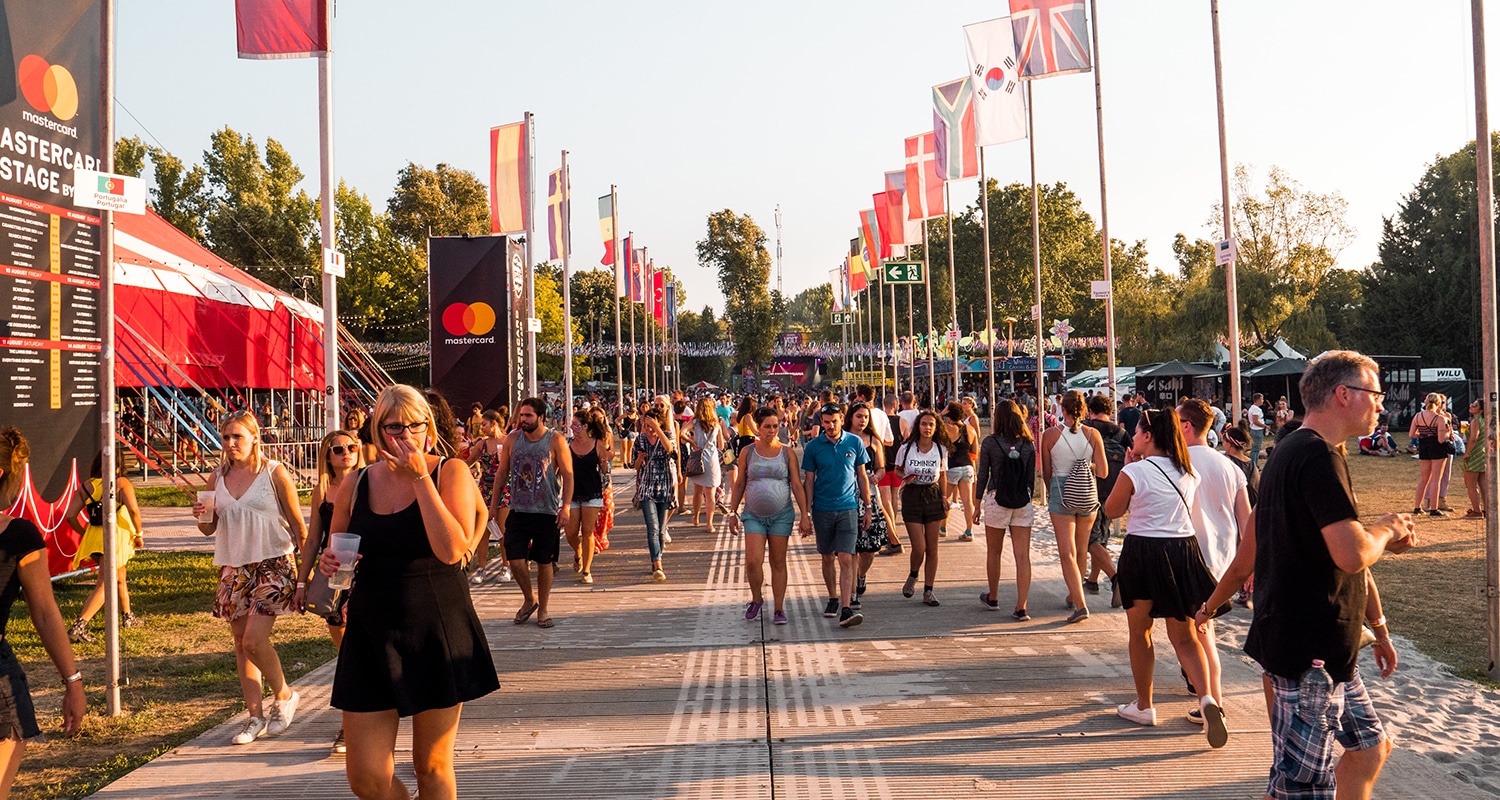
[97,479,1486,799]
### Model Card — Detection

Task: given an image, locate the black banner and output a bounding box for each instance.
[428,235,525,414]
[0,0,104,498]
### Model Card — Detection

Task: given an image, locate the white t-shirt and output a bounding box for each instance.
[868,405,894,446]
[897,441,947,485]
[897,408,921,439]
[1186,444,1247,578]
[1120,456,1200,538]
[1247,404,1266,432]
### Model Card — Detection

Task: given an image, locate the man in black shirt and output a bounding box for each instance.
[1242,350,1416,800]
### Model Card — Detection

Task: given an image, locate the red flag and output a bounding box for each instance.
[884,169,915,247]
[652,270,666,327]
[235,0,328,59]
[903,133,944,221]
[873,193,892,259]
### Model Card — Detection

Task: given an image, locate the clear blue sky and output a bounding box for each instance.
[118,0,1483,329]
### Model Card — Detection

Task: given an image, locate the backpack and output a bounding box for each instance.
[1084,420,1130,481]
[989,435,1033,509]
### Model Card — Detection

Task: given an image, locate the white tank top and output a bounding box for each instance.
[213,460,296,567]
[1050,425,1090,478]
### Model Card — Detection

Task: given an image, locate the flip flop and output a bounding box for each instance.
[513,602,538,625]
[537,617,554,629]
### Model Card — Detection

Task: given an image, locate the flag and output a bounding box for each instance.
[1009,0,1092,79]
[665,283,677,329]
[597,195,615,268]
[873,192,893,258]
[903,133,944,221]
[860,208,884,272]
[235,0,327,59]
[489,120,530,234]
[99,175,124,196]
[848,238,869,293]
[830,267,846,312]
[884,169,920,247]
[932,78,978,181]
[964,17,1029,145]
[629,247,647,303]
[652,270,666,327]
[546,167,568,261]
[621,235,634,299]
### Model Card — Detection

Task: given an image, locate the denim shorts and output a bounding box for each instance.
[1046,475,1098,516]
[947,465,974,484]
[810,508,858,555]
[0,642,40,741]
[1266,668,1387,799]
[741,505,795,537]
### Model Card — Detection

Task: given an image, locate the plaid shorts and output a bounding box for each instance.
[1266,668,1387,800]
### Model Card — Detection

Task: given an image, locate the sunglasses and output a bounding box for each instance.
[329,444,355,457]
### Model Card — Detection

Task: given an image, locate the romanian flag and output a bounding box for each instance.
[235,0,328,59]
[546,167,568,262]
[489,120,530,235]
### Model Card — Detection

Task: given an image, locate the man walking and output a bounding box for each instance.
[1241,351,1415,800]
[1247,393,1268,463]
[801,402,872,628]
[491,398,574,629]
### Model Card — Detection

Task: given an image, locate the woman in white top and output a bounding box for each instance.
[1039,390,1107,623]
[193,411,309,746]
[1103,406,1226,749]
[895,409,950,607]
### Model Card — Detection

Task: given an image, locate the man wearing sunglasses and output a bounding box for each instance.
[801,403,872,628]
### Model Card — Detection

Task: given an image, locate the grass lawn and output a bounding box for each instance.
[134,485,311,508]
[9,552,335,799]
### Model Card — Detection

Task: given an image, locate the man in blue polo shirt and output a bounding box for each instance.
[801,402,872,628]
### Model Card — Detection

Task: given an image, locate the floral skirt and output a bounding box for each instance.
[213,554,298,620]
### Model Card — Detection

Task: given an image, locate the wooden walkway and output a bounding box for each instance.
[97,484,1484,799]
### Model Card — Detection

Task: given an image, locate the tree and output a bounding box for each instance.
[783,283,836,341]
[1357,136,1495,372]
[114,136,147,177]
[677,306,729,385]
[535,263,588,382]
[334,181,427,343]
[199,127,319,294]
[386,162,489,248]
[697,210,775,367]
[147,145,208,241]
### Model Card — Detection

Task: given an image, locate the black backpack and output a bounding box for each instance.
[1085,420,1130,481]
[988,435,1034,509]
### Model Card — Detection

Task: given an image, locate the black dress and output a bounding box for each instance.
[331,462,499,716]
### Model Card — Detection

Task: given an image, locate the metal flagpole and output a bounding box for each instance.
[981,149,996,422]
[1468,0,1500,680]
[561,151,574,413]
[876,261,887,395]
[524,112,537,398]
[906,284,915,393]
[923,224,935,401]
[1028,83,1045,442]
[1211,0,1241,426]
[945,182,960,405]
[889,270,899,393]
[627,234,637,402]
[101,0,121,717]
[319,0,338,431]
[642,251,651,401]
[611,185,623,412]
[1089,0,1119,413]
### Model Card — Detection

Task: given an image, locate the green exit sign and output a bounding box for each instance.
[883,261,924,284]
[831,311,855,325]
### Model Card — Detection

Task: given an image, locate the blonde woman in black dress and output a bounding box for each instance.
[320,385,497,800]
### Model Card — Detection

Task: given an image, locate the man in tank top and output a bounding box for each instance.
[491,398,574,629]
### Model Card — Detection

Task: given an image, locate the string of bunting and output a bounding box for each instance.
[364,337,1115,359]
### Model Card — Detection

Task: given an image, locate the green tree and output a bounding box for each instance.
[783,283,836,341]
[386,162,489,248]
[1358,136,1495,372]
[199,127,319,294]
[334,181,427,343]
[114,136,147,177]
[535,262,589,382]
[697,210,774,367]
[677,306,729,385]
[146,145,208,241]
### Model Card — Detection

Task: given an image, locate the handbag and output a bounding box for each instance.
[1059,432,1099,514]
[683,447,707,477]
[303,570,340,617]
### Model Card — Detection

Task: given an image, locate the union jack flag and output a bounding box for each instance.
[1009,0,1092,79]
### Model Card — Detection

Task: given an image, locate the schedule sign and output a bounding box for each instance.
[0,0,106,498]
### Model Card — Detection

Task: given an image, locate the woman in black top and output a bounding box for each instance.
[565,409,612,585]
[941,402,978,541]
[974,400,1037,619]
[0,428,85,793]
[845,405,891,609]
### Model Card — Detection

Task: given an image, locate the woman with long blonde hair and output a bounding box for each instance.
[684,396,725,531]
[1409,392,1453,516]
[192,410,309,745]
[1039,389,1108,623]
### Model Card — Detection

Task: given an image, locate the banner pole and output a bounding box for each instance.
[611,185,622,413]
[1089,0,1118,415]
[319,0,338,432]
[1029,83,1045,451]
[101,0,121,718]
[889,268,899,394]
[1468,0,1500,680]
[946,182,960,405]
[642,251,651,401]
[980,148,997,422]
[561,150,573,415]
[524,112,537,398]
[875,263,886,395]
[923,224,935,402]
[1211,0,1242,426]
[906,284,914,395]
[628,233,637,403]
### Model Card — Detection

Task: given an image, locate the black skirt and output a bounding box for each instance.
[1116,535,1218,621]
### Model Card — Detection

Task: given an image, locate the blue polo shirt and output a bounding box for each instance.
[801,431,869,511]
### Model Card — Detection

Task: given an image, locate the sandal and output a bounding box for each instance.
[513,601,538,625]
[537,616,554,629]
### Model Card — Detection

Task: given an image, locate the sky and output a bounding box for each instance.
[116,0,1485,327]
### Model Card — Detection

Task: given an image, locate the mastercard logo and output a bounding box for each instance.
[18,55,78,121]
[441,302,495,336]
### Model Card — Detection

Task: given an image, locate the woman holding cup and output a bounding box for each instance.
[193,411,308,746]
[319,385,497,800]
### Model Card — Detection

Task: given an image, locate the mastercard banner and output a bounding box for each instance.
[428,235,527,414]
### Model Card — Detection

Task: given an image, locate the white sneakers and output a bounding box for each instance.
[265,691,300,736]
[1116,700,1157,726]
[231,716,268,745]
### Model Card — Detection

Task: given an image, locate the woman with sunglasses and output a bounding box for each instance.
[1105,406,1225,747]
[294,429,363,754]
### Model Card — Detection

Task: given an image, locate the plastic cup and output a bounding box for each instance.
[327,532,361,590]
[195,491,215,523]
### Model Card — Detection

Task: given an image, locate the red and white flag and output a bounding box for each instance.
[235,0,328,59]
[1009,0,1092,79]
[489,120,530,234]
[903,133,944,221]
[964,17,1028,145]
[652,270,666,328]
[884,169,920,248]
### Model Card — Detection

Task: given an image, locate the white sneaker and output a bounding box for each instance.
[266,691,299,736]
[232,716,268,745]
[1116,701,1157,726]
[662,529,672,545]
[498,565,512,583]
